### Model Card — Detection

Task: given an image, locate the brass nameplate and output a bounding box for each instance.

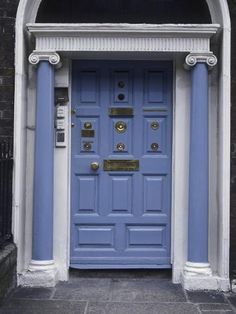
[104,160,139,171]
[109,107,133,117]
[81,130,95,137]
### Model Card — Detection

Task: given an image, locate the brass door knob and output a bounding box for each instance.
[91,162,99,171]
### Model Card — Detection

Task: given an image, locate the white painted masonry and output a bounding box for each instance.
[14,0,231,290]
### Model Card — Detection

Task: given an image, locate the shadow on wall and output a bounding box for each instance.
[37,0,212,24]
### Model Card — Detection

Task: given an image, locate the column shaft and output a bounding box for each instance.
[32,61,54,261]
[188,63,209,263]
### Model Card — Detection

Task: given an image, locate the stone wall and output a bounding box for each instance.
[0,0,18,302]
[0,244,17,304]
[229,0,236,279]
[0,0,18,141]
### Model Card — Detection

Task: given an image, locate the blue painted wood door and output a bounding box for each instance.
[71,61,172,268]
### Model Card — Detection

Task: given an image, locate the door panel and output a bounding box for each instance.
[71,61,172,268]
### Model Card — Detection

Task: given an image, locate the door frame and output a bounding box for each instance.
[14,14,231,290]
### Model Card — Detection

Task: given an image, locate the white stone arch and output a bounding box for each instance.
[13,0,231,289]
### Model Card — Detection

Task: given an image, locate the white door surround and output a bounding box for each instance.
[14,0,231,291]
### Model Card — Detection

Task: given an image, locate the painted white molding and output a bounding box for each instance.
[27,24,220,53]
[29,51,61,68]
[27,23,221,35]
[184,261,212,276]
[185,52,217,69]
[29,259,55,271]
[14,0,231,291]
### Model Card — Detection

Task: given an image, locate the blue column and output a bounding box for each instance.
[32,61,54,261]
[188,63,209,263]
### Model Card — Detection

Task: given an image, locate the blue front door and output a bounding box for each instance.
[71,61,172,268]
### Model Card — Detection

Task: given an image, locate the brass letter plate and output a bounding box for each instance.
[109,107,133,117]
[81,130,95,137]
[104,160,139,171]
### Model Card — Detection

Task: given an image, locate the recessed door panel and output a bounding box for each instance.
[112,118,132,154]
[127,225,166,248]
[143,176,167,214]
[76,225,115,248]
[79,70,99,104]
[71,61,172,268]
[109,175,132,214]
[112,71,131,104]
[146,71,164,103]
[77,176,98,213]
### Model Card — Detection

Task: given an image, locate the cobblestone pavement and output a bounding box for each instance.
[0,270,236,314]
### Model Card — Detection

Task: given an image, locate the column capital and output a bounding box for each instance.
[185,52,217,70]
[29,51,61,68]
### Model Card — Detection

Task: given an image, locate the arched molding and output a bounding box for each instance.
[14,0,231,289]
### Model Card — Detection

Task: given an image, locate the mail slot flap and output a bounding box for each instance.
[104,160,139,171]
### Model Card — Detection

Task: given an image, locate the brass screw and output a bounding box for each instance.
[84,122,92,129]
[151,143,159,151]
[151,121,159,130]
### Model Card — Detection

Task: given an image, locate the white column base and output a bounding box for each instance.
[184,261,212,276]
[181,262,230,291]
[18,260,58,287]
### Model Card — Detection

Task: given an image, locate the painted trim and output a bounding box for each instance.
[185,52,217,69]
[188,62,210,264]
[31,61,55,262]
[27,23,219,53]
[27,23,221,34]
[29,51,61,67]
[29,259,55,271]
[184,262,212,276]
[14,0,231,290]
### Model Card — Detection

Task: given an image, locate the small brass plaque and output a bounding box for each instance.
[109,107,133,117]
[104,160,139,171]
[81,130,95,137]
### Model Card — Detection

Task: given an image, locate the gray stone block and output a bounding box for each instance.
[87,302,199,314]
[199,303,234,311]
[0,299,87,314]
[186,291,227,304]
[0,244,17,304]
[12,287,54,300]
[110,278,186,303]
[53,278,112,302]
[227,295,236,310]
[199,311,234,314]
